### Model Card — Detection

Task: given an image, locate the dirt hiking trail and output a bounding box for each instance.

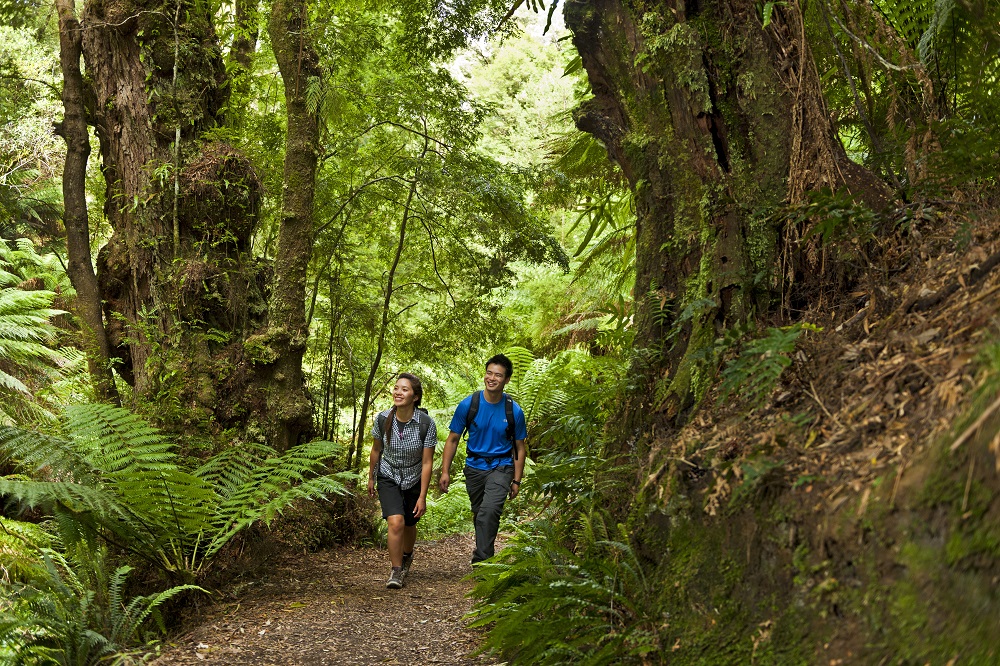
[152,533,499,665]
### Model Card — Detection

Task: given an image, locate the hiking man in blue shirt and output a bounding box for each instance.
[438,354,527,563]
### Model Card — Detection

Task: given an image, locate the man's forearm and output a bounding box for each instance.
[440,436,459,475]
[514,440,526,480]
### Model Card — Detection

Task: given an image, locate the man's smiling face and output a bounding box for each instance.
[484,363,509,392]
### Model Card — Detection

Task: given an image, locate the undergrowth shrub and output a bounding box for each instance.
[0,541,200,665]
[420,470,475,539]
[0,403,353,582]
[469,512,664,665]
[718,323,820,409]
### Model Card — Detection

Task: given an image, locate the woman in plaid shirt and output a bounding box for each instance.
[368,373,437,589]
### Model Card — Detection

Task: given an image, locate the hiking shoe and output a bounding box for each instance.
[401,552,413,578]
[386,567,404,589]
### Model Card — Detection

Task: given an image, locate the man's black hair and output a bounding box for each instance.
[485,354,514,379]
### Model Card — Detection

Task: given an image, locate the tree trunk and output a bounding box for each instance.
[261,0,321,450]
[79,0,268,437]
[54,0,120,405]
[349,177,417,470]
[226,0,259,127]
[564,0,891,435]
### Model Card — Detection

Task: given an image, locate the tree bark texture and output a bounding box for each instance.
[261,0,321,450]
[564,0,891,432]
[349,175,417,470]
[54,0,120,405]
[225,0,259,127]
[79,0,269,435]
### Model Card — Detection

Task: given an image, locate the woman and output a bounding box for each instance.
[368,372,437,589]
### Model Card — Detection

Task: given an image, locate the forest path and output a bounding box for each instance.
[151,533,497,665]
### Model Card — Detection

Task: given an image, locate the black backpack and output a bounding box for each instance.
[377,407,432,447]
[462,391,519,462]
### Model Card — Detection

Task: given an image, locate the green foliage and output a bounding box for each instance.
[812,0,1000,191]
[418,470,475,538]
[0,23,61,240]
[0,515,52,582]
[718,323,819,409]
[0,239,69,425]
[0,404,352,580]
[503,346,571,425]
[469,513,664,665]
[794,188,878,250]
[0,544,201,665]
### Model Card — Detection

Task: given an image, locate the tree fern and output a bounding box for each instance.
[0,404,352,580]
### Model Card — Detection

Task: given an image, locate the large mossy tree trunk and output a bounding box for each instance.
[261,0,320,450]
[564,0,890,444]
[78,0,270,438]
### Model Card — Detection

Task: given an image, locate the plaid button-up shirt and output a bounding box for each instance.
[371,409,437,489]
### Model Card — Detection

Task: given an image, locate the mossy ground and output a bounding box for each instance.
[618,206,1000,663]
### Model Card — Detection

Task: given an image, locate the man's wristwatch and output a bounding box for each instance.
[511,479,521,486]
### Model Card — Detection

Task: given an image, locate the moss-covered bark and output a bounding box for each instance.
[78,0,268,438]
[262,0,321,450]
[565,0,891,444]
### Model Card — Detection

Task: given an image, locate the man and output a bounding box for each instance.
[438,354,527,564]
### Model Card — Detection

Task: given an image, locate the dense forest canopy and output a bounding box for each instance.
[2,0,1000,662]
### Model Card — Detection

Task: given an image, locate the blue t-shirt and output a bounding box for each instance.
[449,392,527,470]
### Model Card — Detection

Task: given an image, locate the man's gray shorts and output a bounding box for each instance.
[464,464,514,563]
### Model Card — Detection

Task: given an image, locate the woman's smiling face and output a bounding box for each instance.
[392,377,416,407]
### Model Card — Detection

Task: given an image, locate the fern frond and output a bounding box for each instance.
[0,425,96,481]
[503,346,535,395]
[195,441,275,498]
[64,404,176,476]
[204,441,350,557]
[0,517,53,582]
[108,564,203,644]
[0,478,160,560]
[0,478,135,524]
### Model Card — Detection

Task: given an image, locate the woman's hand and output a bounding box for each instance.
[413,496,427,519]
[367,476,376,498]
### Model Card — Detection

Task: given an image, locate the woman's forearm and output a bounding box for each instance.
[419,450,433,498]
[369,440,381,479]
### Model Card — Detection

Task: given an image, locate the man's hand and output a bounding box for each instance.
[413,497,427,518]
[367,476,376,499]
[509,482,520,500]
[438,470,451,493]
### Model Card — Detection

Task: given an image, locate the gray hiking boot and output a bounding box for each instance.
[401,552,413,578]
[386,567,404,589]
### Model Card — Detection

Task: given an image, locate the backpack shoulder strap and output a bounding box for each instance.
[504,394,518,459]
[416,408,431,444]
[464,391,481,438]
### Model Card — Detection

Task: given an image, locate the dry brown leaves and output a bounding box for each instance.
[150,533,497,666]
[661,206,1000,515]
